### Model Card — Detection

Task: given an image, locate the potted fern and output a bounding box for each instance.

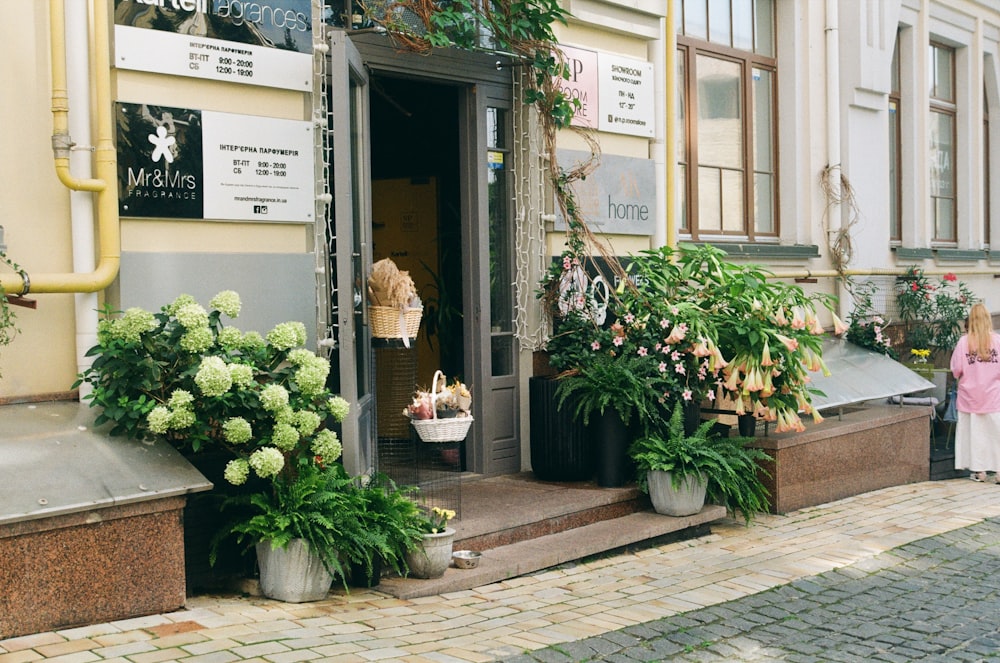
[630,402,773,522]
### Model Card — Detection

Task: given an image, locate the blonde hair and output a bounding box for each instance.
[967,303,994,359]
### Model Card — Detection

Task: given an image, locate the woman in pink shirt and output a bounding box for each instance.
[950,303,1000,482]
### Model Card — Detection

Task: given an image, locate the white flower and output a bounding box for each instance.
[209,290,242,318]
[249,447,285,478]
[223,459,250,486]
[195,356,233,397]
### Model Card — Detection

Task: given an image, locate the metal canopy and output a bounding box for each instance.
[0,401,211,526]
[809,338,936,411]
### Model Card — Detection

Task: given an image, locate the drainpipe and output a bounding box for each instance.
[651,17,666,249]
[0,0,120,295]
[664,0,677,249]
[65,0,98,396]
[825,0,844,317]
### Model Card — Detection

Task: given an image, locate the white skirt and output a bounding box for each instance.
[954,411,1000,472]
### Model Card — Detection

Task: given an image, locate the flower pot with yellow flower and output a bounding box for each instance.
[404,506,457,579]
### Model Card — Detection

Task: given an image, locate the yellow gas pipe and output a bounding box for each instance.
[1,0,120,295]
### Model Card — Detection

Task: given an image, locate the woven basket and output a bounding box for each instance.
[370,306,422,339]
[410,369,473,442]
[411,415,474,443]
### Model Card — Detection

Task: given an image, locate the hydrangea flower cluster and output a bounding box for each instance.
[78,291,352,499]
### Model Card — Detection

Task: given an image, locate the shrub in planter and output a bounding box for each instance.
[630,402,772,524]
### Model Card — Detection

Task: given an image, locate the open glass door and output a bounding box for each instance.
[329,32,375,476]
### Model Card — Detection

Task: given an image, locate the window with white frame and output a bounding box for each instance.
[675,0,776,241]
[929,42,957,243]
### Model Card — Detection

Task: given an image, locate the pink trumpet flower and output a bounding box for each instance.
[691,338,712,357]
[744,366,764,392]
[812,409,825,424]
[759,370,774,397]
[773,307,788,327]
[832,312,849,336]
[665,324,687,345]
[723,366,742,391]
[791,307,806,330]
[734,397,747,415]
[760,339,774,367]
[775,333,799,353]
[809,315,825,335]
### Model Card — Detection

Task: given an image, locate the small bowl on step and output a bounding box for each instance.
[452,550,482,569]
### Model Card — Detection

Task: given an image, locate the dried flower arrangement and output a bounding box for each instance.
[368,258,420,309]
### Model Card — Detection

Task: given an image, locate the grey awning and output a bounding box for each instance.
[809,338,936,411]
[0,401,212,526]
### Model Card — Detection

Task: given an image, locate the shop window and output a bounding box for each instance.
[676,0,776,241]
[929,42,956,243]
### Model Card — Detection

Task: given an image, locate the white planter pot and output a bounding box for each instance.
[256,538,334,603]
[404,527,456,579]
[647,470,707,517]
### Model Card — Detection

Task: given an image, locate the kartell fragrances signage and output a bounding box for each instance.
[117,102,315,222]
[114,0,313,91]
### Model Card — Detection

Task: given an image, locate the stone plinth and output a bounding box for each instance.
[0,401,211,639]
[0,498,187,638]
[750,404,930,514]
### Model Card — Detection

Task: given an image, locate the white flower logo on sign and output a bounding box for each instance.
[148,125,176,164]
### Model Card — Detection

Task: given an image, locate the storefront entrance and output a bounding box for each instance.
[327,31,520,481]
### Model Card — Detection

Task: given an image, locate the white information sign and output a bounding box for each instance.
[113,0,313,91]
[115,25,312,91]
[597,54,655,138]
[202,111,314,222]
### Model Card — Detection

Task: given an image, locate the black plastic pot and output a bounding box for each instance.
[529,376,595,482]
[593,408,634,488]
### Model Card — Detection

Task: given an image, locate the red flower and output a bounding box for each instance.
[944,273,957,282]
[911,282,919,292]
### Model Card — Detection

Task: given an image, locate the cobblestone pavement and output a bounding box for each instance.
[503,517,1000,662]
[4,479,1000,662]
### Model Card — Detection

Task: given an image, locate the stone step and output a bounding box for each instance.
[376,505,726,599]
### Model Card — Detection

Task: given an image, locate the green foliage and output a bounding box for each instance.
[629,403,772,525]
[215,462,375,588]
[0,251,23,377]
[355,474,427,577]
[844,278,897,359]
[895,267,975,358]
[545,244,838,433]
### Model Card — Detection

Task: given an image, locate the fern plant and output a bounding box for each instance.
[214,460,382,589]
[630,403,773,525]
[554,350,665,427]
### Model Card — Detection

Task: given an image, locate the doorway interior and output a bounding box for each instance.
[367,75,470,492]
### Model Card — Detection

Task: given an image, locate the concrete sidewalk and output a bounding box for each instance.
[3,478,998,662]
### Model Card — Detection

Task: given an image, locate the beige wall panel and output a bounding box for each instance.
[556,23,650,60]
[121,221,309,253]
[546,232,649,257]
[0,2,80,398]
[115,71,307,120]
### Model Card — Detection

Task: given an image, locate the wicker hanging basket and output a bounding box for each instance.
[410,370,474,443]
[370,306,422,340]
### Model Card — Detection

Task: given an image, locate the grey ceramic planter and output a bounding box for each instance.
[647,470,707,517]
[256,539,334,603]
